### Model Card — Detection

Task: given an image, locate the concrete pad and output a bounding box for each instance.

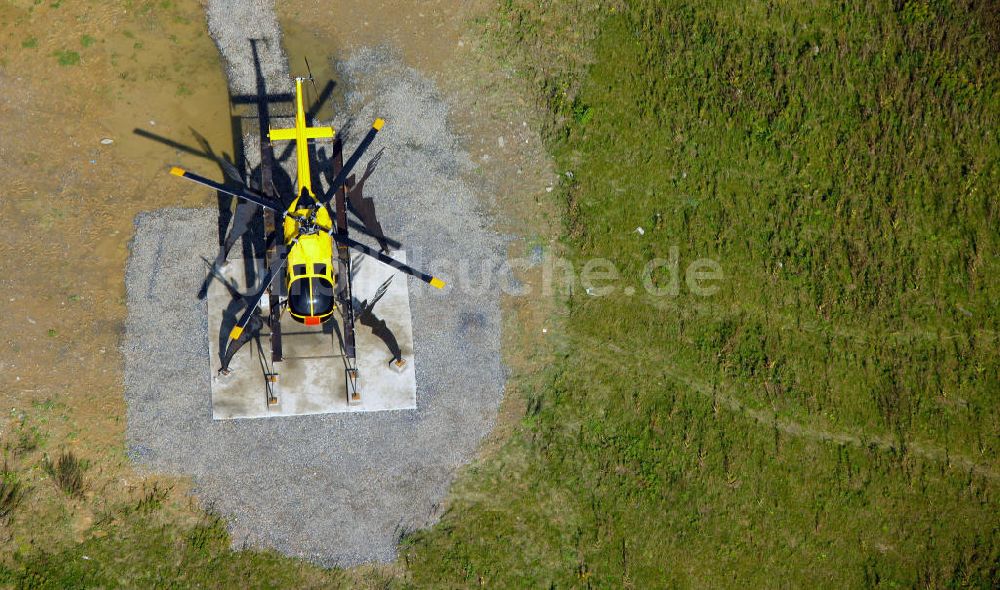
[350,250,418,409]
[207,251,417,419]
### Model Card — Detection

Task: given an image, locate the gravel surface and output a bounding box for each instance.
[122,1,506,566]
[206,0,290,97]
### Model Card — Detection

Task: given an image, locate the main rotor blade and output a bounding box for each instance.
[169,167,282,212]
[227,240,295,343]
[318,119,384,207]
[334,233,445,289]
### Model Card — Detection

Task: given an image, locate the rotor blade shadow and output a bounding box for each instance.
[134,127,240,181]
[354,298,403,363]
[140,124,250,255]
[198,256,245,302]
[316,144,401,251]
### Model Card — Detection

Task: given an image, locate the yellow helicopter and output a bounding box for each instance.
[168,75,444,372]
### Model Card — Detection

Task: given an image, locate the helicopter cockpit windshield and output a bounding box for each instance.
[288,275,335,323]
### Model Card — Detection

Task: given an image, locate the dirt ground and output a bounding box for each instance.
[0,0,558,557]
[0,0,237,548]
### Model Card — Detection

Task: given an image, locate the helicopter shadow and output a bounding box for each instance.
[349,255,403,364]
[133,121,279,299]
[200,257,250,366]
[316,144,399,253]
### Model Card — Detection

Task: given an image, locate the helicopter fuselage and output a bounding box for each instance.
[271,77,338,326]
[283,200,336,325]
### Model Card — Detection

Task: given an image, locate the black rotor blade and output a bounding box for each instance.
[334,233,445,289]
[169,166,282,212]
[226,240,295,345]
[317,119,384,207]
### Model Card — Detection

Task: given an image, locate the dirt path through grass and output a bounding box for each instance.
[573,328,998,480]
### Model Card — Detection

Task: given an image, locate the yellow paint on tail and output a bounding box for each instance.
[267,78,335,197]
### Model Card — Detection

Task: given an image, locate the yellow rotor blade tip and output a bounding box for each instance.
[429,277,445,289]
[229,326,243,340]
[169,166,185,176]
[373,118,385,131]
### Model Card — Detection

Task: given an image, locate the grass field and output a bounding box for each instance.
[399,0,999,587]
[2,0,997,587]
